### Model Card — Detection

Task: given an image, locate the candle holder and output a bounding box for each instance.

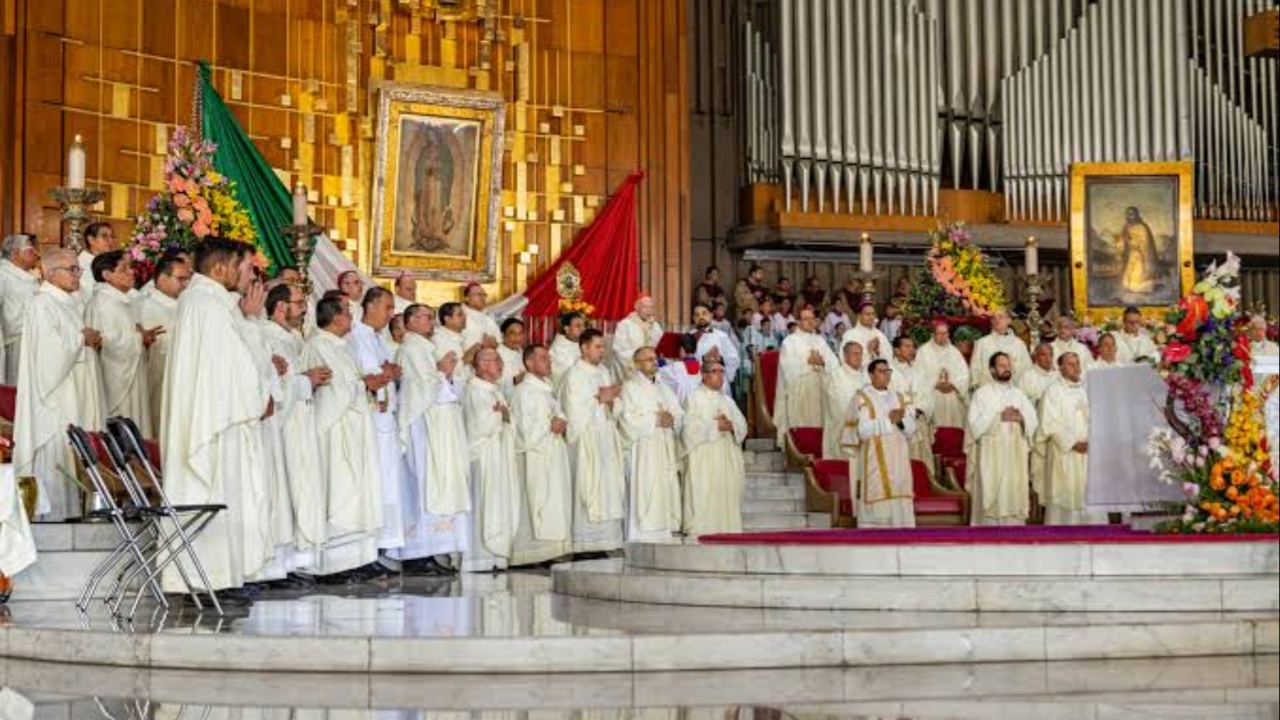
[853,270,882,308]
[279,220,326,295]
[48,186,105,253]
[1025,272,1045,339]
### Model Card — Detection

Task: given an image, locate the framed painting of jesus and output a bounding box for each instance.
[371,82,506,282]
[1069,161,1195,324]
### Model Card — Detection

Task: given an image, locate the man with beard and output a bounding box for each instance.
[967,352,1039,525]
[692,302,740,392]
[734,264,768,314]
[550,311,586,389]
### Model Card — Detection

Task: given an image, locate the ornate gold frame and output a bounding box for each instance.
[1069,160,1196,324]
[371,82,505,282]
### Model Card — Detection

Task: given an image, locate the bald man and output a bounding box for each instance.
[611,294,663,382]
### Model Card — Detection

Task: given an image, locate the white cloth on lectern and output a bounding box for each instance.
[1085,365,1184,511]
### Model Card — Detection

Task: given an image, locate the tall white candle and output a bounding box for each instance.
[68,135,87,190]
[292,184,309,226]
[1025,236,1039,276]
[859,233,874,273]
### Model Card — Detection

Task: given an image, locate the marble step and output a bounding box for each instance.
[745,471,802,488]
[27,522,129,601]
[743,452,785,473]
[742,498,806,514]
[742,512,810,530]
[743,485,804,501]
[744,438,777,452]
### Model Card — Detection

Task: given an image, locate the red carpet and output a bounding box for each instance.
[700,526,1280,545]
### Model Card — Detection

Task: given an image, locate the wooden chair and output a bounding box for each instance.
[911,459,970,525]
[931,426,968,491]
[804,459,853,528]
[783,426,823,469]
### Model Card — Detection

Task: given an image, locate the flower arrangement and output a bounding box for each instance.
[558,297,596,319]
[129,126,259,283]
[925,222,1007,317]
[1148,252,1277,534]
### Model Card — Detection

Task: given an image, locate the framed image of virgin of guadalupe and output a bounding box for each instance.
[1069,161,1195,324]
[371,82,506,282]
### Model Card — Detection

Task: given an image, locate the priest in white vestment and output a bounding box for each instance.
[1249,315,1278,357]
[851,359,917,527]
[0,234,42,384]
[75,221,117,304]
[658,334,704,404]
[262,283,332,570]
[840,303,890,369]
[1051,317,1095,370]
[395,303,470,571]
[0,463,37,591]
[966,352,1039,526]
[463,348,522,571]
[139,255,191,434]
[550,312,586,389]
[611,294,664,382]
[774,307,839,447]
[461,281,502,352]
[349,287,414,559]
[301,296,383,577]
[915,322,971,429]
[693,303,741,392]
[14,250,105,520]
[824,341,867,460]
[498,317,526,398]
[336,270,365,324]
[1091,333,1126,370]
[159,239,273,592]
[434,302,476,387]
[619,347,684,542]
[559,328,626,553]
[86,250,159,437]
[393,273,416,314]
[1041,351,1106,525]
[1114,307,1161,364]
[969,310,1031,388]
[682,359,748,536]
[890,336,935,476]
[1020,342,1061,512]
[509,344,573,565]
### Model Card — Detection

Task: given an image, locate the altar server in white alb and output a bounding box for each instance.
[851,359,917,528]
[395,303,470,573]
[560,328,626,553]
[681,359,747,536]
[158,239,273,592]
[1114,307,1161,365]
[692,303,740,391]
[840,303,890,369]
[302,296,382,578]
[261,284,332,570]
[824,341,867,460]
[463,348,521,571]
[1040,351,1106,525]
[969,310,1031,388]
[612,293,663,382]
[549,311,586,389]
[619,347,684,542]
[86,250,161,438]
[139,254,191,431]
[966,352,1039,526]
[0,234,42,384]
[14,250,105,521]
[1021,342,1060,510]
[774,307,838,447]
[509,344,573,565]
[915,322,970,429]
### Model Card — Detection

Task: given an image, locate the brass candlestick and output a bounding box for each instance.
[48,186,105,253]
[279,221,326,294]
[1025,272,1045,339]
[853,270,882,308]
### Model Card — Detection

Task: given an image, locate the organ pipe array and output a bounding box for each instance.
[744,0,1278,223]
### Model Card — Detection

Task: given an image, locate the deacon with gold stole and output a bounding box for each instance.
[851,359,917,528]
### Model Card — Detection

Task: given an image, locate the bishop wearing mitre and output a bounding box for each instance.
[851,359,917,528]
[261,283,331,570]
[682,359,747,536]
[86,250,159,438]
[14,250,105,521]
[612,293,663,382]
[301,296,383,578]
[1020,342,1060,516]
[967,352,1039,526]
[396,303,470,573]
[139,254,190,431]
[774,307,838,447]
[509,344,573,566]
[560,328,626,553]
[463,348,522,571]
[969,310,1032,389]
[824,341,867,460]
[159,239,272,592]
[916,322,970,429]
[619,347,684,542]
[1040,351,1105,525]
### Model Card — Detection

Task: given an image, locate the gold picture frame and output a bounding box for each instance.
[1069,160,1195,324]
[371,82,506,282]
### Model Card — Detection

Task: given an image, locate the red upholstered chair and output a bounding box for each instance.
[804,459,853,528]
[784,426,823,468]
[0,385,16,423]
[932,426,968,491]
[751,350,780,438]
[911,459,970,526]
[655,332,683,360]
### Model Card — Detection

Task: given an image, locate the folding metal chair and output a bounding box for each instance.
[105,417,227,617]
[66,425,168,616]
